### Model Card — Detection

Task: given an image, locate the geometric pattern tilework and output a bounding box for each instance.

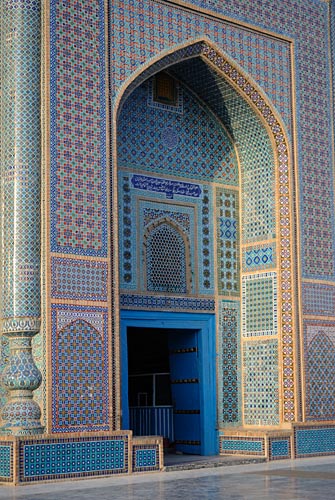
[243,340,279,426]
[118,80,238,185]
[31,330,46,427]
[242,273,277,337]
[171,57,276,245]
[332,2,335,129]
[119,174,133,288]
[132,445,160,472]
[54,308,105,336]
[269,438,291,461]
[110,2,292,132]
[175,0,333,278]
[302,283,335,316]
[200,186,214,293]
[216,189,239,296]
[120,294,215,312]
[0,444,13,481]
[295,427,335,458]
[240,129,275,245]
[19,436,128,482]
[219,436,265,456]
[145,222,189,294]
[117,41,295,421]
[0,338,10,412]
[142,206,192,234]
[1,0,41,319]
[196,46,294,420]
[118,170,215,297]
[51,257,108,301]
[304,323,335,421]
[242,243,276,272]
[51,305,109,433]
[119,175,199,292]
[217,302,240,426]
[50,0,107,256]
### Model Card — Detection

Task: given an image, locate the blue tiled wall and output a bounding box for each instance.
[20,437,127,482]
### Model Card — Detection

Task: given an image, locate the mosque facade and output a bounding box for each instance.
[0,0,335,484]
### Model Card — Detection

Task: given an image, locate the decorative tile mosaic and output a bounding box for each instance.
[118,80,238,185]
[0,338,9,412]
[120,294,215,311]
[5,0,39,8]
[159,0,333,279]
[0,0,44,434]
[1,0,41,319]
[145,221,190,294]
[132,444,160,472]
[19,435,128,482]
[217,302,240,426]
[55,308,105,335]
[51,257,108,302]
[31,330,45,427]
[295,426,335,458]
[242,244,276,272]
[110,2,292,132]
[50,0,107,256]
[242,273,277,337]
[243,340,279,426]
[216,188,239,296]
[269,438,291,460]
[304,322,335,421]
[51,305,109,433]
[119,171,214,296]
[302,283,335,316]
[332,2,335,118]
[241,151,275,244]
[0,443,12,481]
[116,40,295,420]
[201,186,213,292]
[219,436,264,455]
[142,207,191,233]
[169,57,276,245]
[140,199,195,294]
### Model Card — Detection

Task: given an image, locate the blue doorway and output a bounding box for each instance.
[120,310,217,456]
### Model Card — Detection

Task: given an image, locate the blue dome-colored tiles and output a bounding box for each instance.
[243,339,279,426]
[305,329,335,421]
[51,306,109,433]
[118,80,238,185]
[217,302,241,426]
[0,0,43,434]
[110,1,292,133]
[50,0,107,257]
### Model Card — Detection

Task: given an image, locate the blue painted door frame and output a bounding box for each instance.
[120,309,217,456]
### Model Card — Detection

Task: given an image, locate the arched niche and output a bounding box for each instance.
[113,39,296,424]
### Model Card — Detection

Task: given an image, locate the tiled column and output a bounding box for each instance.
[0,0,43,434]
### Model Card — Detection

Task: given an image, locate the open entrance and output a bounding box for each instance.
[127,327,201,454]
[120,311,217,456]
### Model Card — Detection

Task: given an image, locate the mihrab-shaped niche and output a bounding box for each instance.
[143,218,192,294]
[53,319,108,432]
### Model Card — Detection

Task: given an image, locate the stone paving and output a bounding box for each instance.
[1,456,335,499]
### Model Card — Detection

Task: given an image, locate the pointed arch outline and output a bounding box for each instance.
[113,37,297,423]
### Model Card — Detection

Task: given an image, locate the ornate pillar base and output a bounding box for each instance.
[0,396,44,436]
[0,328,44,436]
